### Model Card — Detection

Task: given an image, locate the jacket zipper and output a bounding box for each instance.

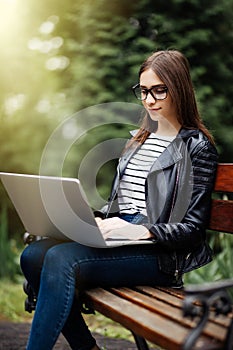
[168,161,181,278]
[168,161,181,222]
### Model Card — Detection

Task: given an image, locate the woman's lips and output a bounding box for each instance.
[148,107,161,112]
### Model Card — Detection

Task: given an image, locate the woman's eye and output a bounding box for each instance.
[155,88,166,94]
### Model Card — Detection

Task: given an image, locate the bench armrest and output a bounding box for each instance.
[184,278,233,295]
[182,279,233,350]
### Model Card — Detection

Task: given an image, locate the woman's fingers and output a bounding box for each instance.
[98,217,129,232]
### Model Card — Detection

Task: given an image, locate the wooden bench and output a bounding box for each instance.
[81,163,233,350]
[24,163,233,350]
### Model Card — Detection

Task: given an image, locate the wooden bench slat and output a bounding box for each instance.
[111,286,183,314]
[156,286,185,299]
[136,286,184,308]
[209,199,233,233]
[84,288,221,350]
[214,164,233,192]
[110,287,228,342]
[153,288,232,328]
[85,288,187,350]
[133,287,231,331]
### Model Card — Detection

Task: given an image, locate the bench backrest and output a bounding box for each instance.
[208,163,233,234]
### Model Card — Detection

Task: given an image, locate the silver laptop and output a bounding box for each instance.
[0,172,152,248]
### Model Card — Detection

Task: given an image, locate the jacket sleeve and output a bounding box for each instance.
[143,141,218,251]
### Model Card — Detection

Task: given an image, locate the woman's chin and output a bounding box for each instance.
[148,111,162,122]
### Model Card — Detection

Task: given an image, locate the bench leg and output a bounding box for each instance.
[131,332,150,350]
[23,280,37,313]
[224,316,233,350]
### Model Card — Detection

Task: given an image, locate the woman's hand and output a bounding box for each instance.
[95,217,103,225]
[96,217,152,241]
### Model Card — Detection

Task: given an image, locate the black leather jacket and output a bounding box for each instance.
[97,128,218,277]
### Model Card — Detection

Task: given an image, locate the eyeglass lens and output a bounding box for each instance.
[133,85,167,101]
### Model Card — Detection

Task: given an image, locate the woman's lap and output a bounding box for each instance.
[20,232,173,349]
[21,238,172,291]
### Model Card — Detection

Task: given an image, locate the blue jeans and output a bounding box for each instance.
[20,215,174,350]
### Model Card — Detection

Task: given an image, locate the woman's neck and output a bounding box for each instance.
[156,119,181,136]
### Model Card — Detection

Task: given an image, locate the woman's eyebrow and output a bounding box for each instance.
[140,84,166,88]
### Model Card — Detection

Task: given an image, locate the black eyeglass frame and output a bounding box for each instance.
[132,83,168,101]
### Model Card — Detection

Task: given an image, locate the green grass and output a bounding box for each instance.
[85,312,135,342]
[0,278,135,342]
[184,233,233,298]
[0,278,32,322]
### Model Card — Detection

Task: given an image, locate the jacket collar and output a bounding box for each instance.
[177,127,199,138]
[150,138,183,171]
[150,128,198,171]
[119,127,198,175]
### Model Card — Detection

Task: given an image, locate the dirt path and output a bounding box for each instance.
[0,321,156,349]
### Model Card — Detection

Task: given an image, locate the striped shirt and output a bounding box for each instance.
[118,133,175,216]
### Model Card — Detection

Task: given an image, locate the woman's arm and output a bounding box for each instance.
[143,141,218,250]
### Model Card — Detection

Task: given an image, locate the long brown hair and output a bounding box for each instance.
[132,50,214,145]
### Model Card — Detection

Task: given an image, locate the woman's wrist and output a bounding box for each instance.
[139,229,154,239]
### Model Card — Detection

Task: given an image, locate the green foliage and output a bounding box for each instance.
[0,207,22,281]
[0,279,32,322]
[60,0,233,159]
[0,111,57,175]
[185,233,233,298]
[0,278,132,338]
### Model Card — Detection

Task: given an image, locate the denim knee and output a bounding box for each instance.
[21,244,40,276]
[41,244,78,291]
[43,244,73,271]
[20,239,60,293]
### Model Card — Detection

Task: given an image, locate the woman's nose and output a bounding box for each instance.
[145,92,156,104]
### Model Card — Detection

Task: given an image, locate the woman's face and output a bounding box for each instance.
[139,68,179,127]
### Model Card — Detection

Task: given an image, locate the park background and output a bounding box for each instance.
[0,0,232,341]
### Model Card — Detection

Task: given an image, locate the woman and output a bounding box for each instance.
[21,50,218,350]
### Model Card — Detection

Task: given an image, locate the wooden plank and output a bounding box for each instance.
[214,164,233,192]
[136,286,231,329]
[111,286,183,314]
[129,286,231,329]
[209,199,233,233]
[84,288,219,350]
[136,286,184,308]
[110,287,228,342]
[156,286,185,299]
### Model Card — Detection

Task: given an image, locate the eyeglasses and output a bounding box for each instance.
[132,83,168,101]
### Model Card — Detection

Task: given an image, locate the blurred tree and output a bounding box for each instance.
[1,0,232,178]
[0,0,232,241]
[61,0,233,160]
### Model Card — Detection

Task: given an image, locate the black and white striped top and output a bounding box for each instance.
[118,133,175,216]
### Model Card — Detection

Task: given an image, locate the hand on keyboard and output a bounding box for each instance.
[96,217,151,241]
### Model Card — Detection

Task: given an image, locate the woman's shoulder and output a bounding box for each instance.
[179,128,218,159]
[179,127,216,145]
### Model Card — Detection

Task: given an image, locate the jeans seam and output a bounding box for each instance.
[76,254,156,265]
[51,262,78,345]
